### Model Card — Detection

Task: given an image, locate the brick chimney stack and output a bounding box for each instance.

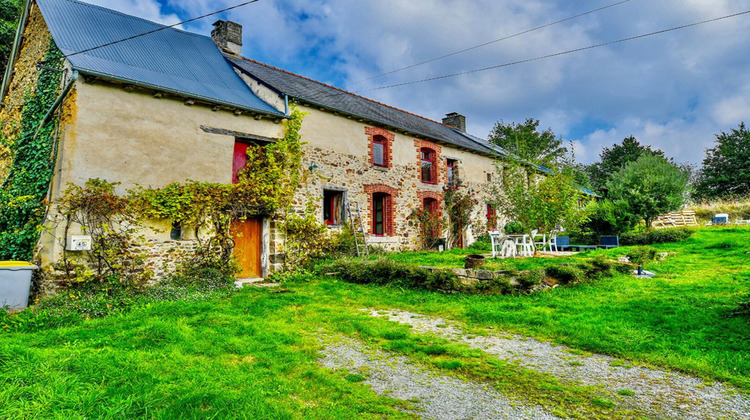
[211,20,243,55]
[442,112,466,132]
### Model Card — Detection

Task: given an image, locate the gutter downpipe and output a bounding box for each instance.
[284,93,289,117]
[1,0,32,106]
[41,69,78,206]
[33,70,77,144]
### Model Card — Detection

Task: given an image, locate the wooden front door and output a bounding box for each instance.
[230,218,262,278]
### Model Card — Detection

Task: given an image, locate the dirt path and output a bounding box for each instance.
[319,336,562,420]
[367,309,750,420]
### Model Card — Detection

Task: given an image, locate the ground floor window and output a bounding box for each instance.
[323,189,345,226]
[423,197,438,214]
[372,193,392,236]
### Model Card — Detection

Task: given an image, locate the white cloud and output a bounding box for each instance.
[87,0,750,165]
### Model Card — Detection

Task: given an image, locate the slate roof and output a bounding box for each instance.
[36,0,283,116]
[226,55,500,156]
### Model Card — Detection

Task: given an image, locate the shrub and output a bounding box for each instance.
[580,199,638,235]
[1,262,237,333]
[326,258,458,291]
[468,233,492,251]
[545,264,585,285]
[517,268,545,290]
[620,228,694,245]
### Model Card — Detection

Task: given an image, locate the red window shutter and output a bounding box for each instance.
[232,142,250,184]
[385,195,393,236]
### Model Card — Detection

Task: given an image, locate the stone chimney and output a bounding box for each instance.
[442,112,466,132]
[211,20,243,55]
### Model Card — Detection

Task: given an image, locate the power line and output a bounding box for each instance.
[357,9,750,93]
[351,0,633,85]
[66,0,261,58]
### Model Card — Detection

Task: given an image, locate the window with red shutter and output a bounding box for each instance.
[420,148,437,184]
[232,141,250,184]
[372,192,394,236]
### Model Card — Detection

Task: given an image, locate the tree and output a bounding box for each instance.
[606,154,689,229]
[586,136,666,196]
[693,123,750,201]
[488,118,567,167]
[0,0,22,80]
[489,164,590,248]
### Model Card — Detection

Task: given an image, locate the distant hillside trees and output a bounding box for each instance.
[693,123,750,201]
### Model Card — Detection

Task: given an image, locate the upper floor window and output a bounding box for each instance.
[372,135,388,167]
[447,159,458,186]
[421,148,437,184]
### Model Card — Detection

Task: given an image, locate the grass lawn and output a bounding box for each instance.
[0,228,748,418]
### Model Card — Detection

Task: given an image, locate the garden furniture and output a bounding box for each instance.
[598,236,619,249]
[507,232,535,257]
[489,231,516,258]
[554,236,597,252]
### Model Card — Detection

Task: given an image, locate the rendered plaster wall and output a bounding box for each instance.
[56,81,285,196]
[36,79,284,278]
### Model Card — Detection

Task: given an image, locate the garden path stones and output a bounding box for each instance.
[367,309,750,420]
[319,336,562,420]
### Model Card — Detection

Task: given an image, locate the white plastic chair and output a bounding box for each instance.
[517,229,536,256]
[489,231,516,258]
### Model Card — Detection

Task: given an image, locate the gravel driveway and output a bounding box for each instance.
[367,308,750,420]
[320,336,562,420]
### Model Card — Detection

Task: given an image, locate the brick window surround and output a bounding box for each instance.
[414,139,443,184]
[364,184,399,236]
[417,190,443,215]
[366,126,395,169]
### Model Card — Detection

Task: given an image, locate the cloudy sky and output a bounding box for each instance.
[82,0,750,165]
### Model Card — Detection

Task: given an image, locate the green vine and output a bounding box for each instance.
[443,178,478,248]
[0,40,64,260]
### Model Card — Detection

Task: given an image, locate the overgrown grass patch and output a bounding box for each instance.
[0,227,748,417]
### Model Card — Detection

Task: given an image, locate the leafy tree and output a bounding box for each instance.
[586,136,666,196]
[606,154,689,229]
[0,0,22,80]
[488,118,567,167]
[693,123,750,200]
[489,164,590,248]
[580,199,638,236]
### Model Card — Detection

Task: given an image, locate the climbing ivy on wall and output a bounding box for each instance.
[0,40,64,260]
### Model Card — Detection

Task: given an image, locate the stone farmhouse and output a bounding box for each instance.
[1,0,513,281]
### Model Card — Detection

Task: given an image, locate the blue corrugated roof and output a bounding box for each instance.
[36,0,283,116]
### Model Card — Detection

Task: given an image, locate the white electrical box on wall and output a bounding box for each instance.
[66,235,92,251]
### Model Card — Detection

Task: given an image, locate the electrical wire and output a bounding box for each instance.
[357,9,750,93]
[351,0,633,85]
[66,0,261,58]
